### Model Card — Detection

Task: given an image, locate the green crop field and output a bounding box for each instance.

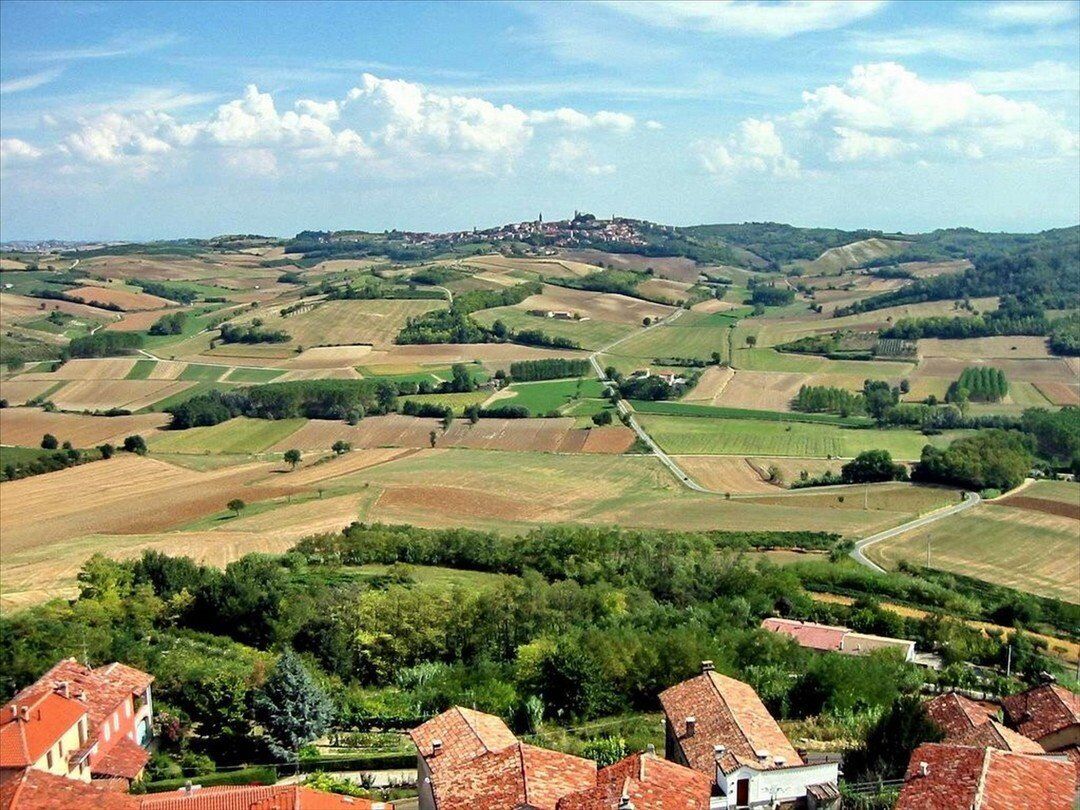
[499,377,606,415]
[471,307,631,350]
[177,364,227,382]
[867,485,1080,603]
[141,381,238,413]
[149,416,306,454]
[629,399,873,426]
[730,347,916,377]
[638,414,967,459]
[605,311,735,363]
[223,367,286,384]
[125,359,157,380]
[0,446,55,468]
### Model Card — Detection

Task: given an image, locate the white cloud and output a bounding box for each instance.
[645,120,664,130]
[697,118,799,176]
[548,138,616,176]
[828,127,908,162]
[970,61,1080,93]
[797,62,1079,160]
[980,1,1078,26]
[0,67,64,94]
[0,138,44,166]
[601,0,886,37]
[17,73,636,178]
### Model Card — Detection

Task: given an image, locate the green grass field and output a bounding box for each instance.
[866,482,1080,603]
[177,364,227,382]
[125,359,157,380]
[472,307,631,350]
[223,367,286,384]
[605,311,735,363]
[148,416,306,454]
[630,399,873,426]
[360,365,490,385]
[0,445,55,467]
[730,347,915,377]
[142,304,230,353]
[638,414,967,459]
[499,377,606,415]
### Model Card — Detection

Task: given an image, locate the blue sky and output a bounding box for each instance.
[1,0,1078,240]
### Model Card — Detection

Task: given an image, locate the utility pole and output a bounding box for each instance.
[1006,644,1012,678]
[926,534,932,568]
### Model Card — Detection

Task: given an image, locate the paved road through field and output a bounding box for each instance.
[849,489,981,573]
[588,308,714,492]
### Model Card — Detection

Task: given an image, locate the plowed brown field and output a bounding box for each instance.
[67,285,174,310]
[0,407,169,447]
[1034,382,1080,406]
[50,379,192,411]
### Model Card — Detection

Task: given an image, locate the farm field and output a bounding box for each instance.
[682,366,734,402]
[491,283,675,325]
[791,237,911,275]
[712,369,806,411]
[636,278,693,304]
[0,379,65,405]
[50,379,193,411]
[730,347,915,379]
[0,407,169,447]
[401,390,491,413]
[638,414,966,459]
[917,336,1053,359]
[733,297,998,349]
[559,249,701,283]
[605,311,738,364]
[148,416,307,454]
[471,306,631,350]
[866,481,1080,603]
[66,284,174,310]
[227,298,447,349]
[460,254,600,280]
[266,414,633,454]
[496,377,607,415]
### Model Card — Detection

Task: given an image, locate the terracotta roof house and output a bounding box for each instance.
[658,662,839,809]
[410,707,596,810]
[760,619,915,662]
[923,692,997,739]
[2,658,154,787]
[896,743,1075,809]
[760,619,847,652]
[139,784,392,809]
[556,750,711,810]
[952,720,1046,754]
[1002,684,1080,752]
[0,767,139,810]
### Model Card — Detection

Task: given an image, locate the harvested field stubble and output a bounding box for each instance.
[0,407,169,447]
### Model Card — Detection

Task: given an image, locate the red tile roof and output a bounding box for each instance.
[924,692,996,738]
[410,708,597,809]
[658,668,801,779]
[13,659,152,734]
[896,743,1075,810]
[0,690,87,768]
[760,618,848,652]
[0,767,138,810]
[138,785,390,810]
[953,720,1044,754]
[556,752,711,810]
[409,705,518,775]
[92,735,149,780]
[1002,684,1080,744]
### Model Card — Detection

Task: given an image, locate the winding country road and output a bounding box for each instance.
[588,307,715,492]
[849,489,981,572]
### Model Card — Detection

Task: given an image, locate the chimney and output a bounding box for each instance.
[8,706,16,720]
[57,681,70,699]
[618,796,635,810]
[646,744,655,755]
[685,716,696,736]
[919,761,930,777]
[183,781,201,794]
[773,756,786,767]
[713,744,727,759]
[701,660,714,674]
[756,749,769,764]
[431,739,443,756]
[18,706,29,722]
